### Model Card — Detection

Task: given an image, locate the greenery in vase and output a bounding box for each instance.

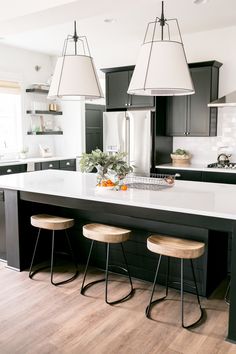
[79,149,133,180]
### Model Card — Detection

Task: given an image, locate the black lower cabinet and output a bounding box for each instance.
[35,159,76,171]
[155,168,202,181]
[202,171,236,184]
[0,164,27,261]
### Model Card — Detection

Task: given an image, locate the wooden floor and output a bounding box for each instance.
[0,261,235,354]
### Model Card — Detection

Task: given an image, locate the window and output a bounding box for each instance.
[0,81,21,156]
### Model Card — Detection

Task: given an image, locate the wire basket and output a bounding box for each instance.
[124,173,179,191]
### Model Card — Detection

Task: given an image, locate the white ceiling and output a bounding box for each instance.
[0,0,235,69]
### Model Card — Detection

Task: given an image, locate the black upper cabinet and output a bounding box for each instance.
[101,66,154,110]
[166,61,222,137]
[85,104,104,153]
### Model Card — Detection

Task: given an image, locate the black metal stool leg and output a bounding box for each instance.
[181,259,204,328]
[166,256,170,298]
[120,243,134,292]
[105,242,134,305]
[180,258,185,327]
[146,255,164,318]
[105,243,110,304]
[81,240,105,294]
[64,229,79,274]
[50,230,79,286]
[50,230,56,285]
[29,228,41,279]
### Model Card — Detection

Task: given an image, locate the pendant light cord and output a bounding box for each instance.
[160,1,166,41]
[73,20,79,55]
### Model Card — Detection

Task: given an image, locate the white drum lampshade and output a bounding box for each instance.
[48,21,103,100]
[128,1,194,96]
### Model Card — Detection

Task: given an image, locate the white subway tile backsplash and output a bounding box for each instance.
[173,108,236,165]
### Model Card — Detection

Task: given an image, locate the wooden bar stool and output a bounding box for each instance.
[81,223,134,305]
[146,235,205,328]
[29,214,79,286]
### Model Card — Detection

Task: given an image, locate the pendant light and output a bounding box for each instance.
[48,21,103,100]
[127,1,194,96]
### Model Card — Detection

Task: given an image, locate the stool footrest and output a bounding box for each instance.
[29,264,79,286]
[81,277,134,305]
[146,296,204,328]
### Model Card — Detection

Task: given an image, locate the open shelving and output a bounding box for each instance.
[26,110,63,115]
[27,131,63,135]
[26,86,63,135]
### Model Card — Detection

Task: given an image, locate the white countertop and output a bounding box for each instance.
[156,163,236,173]
[0,170,235,220]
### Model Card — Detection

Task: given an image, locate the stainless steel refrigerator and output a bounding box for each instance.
[103,110,152,175]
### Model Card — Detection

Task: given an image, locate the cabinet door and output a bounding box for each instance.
[128,71,154,108]
[0,164,27,175]
[106,71,129,109]
[41,161,59,170]
[202,171,236,184]
[187,67,212,136]
[166,96,188,136]
[85,104,104,153]
[155,168,202,181]
[59,159,76,171]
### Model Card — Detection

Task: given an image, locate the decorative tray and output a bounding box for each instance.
[123,173,179,191]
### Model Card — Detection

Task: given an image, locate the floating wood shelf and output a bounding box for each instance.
[27,131,63,135]
[26,110,63,115]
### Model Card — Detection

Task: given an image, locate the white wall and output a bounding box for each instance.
[53,100,85,157]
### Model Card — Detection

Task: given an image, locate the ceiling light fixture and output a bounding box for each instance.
[127,1,194,96]
[48,21,103,100]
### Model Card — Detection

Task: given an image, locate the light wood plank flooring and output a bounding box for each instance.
[0,261,235,354]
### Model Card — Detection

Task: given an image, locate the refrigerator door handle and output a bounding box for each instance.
[126,115,130,165]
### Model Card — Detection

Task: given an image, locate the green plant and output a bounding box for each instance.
[79,149,133,179]
[172,148,189,156]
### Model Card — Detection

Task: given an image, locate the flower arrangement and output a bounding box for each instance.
[79,149,133,188]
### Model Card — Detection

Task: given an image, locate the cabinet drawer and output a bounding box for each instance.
[155,168,202,181]
[59,159,76,170]
[202,171,236,184]
[41,161,60,170]
[0,164,27,175]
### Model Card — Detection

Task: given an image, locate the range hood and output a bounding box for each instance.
[208,91,236,107]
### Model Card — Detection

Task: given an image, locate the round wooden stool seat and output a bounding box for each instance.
[147,235,205,259]
[31,214,74,231]
[83,223,131,243]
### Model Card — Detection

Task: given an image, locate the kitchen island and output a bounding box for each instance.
[0,170,236,342]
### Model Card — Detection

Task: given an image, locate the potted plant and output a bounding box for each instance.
[79,149,133,188]
[170,149,191,166]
